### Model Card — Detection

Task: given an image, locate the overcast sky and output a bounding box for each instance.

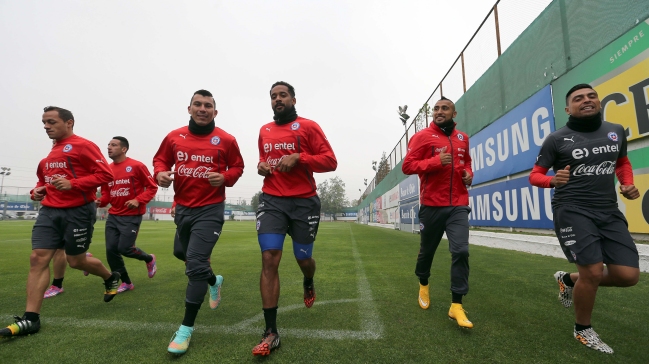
[0,0,550,204]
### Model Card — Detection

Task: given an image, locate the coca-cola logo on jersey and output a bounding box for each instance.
[572,161,616,176]
[266,155,286,167]
[176,164,213,178]
[45,174,68,183]
[110,188,131,197]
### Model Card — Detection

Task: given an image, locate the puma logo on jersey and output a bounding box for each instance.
[179,134,187,139]
[266,127,271,132]
[564,137,574,142]
[300,249,308,254]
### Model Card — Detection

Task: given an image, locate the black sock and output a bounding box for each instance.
[452,292,463,304]
[121,272,131,285]
[207,274,216,286]
[24,312,40,322]
[562,273,575,287]
[182,302,201,327]
[52,277,64,289]
[575,323,591,332]
[263,306,278,333]
[303,276,313,288]
[419,278,428,286]
[144,254,153,263]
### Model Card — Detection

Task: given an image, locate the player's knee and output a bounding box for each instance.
[293,241,313,260]
[29,251,50,268]
[173,249,186,262]
[451,246,469,259]
[617,270,640,287]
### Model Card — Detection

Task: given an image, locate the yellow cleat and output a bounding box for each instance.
[448,303,473,329]
[418,283,430,310]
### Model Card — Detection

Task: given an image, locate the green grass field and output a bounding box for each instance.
[0,220,647,363]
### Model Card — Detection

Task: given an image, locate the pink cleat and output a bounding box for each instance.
[117,282,134,293]
[83,252,93,276]
[44,285,64,298]
[146,254,157,278]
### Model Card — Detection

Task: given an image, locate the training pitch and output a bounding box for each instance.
[0,220,647,363]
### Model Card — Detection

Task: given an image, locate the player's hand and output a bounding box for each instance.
[125,199,140,209]
[207,172,225,187]
[94,199,101,206]
[258,162,272,176]
[275,153,300,172]
[170,206,176,218]
[551,165,570,187]
[157,171,174,188]
[462,170,472,186]
[620,184,640,200]
[439,147,452,165]
[32,186,46,201]
[51,177,72,190]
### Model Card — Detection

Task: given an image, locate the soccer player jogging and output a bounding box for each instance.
[529,84,640,354]
[402,97,475,329]
[97,136,158,294]
[153,90,244,355]
[252,81,337,356]
[1,106,120,338]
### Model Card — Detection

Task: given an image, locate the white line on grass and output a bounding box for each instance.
[349,224,384,339]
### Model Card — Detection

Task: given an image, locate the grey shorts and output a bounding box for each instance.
[105,214,142,248]
[256,193,321,244]
[32,203,97,256]
[553,205,639,268]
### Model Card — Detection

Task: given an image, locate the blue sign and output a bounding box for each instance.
[468,176,554,229]
[342,212,357,217]
[469,85,555,184]
[399,174,419,202]
[224,210,232,216]
[399,199,420,225]
[0,202,36,210]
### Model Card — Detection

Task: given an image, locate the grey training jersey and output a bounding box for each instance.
[535,121,627,210]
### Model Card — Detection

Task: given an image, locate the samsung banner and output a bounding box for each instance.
[468,176,554,229]
[399,174,419,202]
[470,85,555,185]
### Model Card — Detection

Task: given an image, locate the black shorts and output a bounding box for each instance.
[553,205,639,268]
[32,203,97,256]
[256,193,321,244]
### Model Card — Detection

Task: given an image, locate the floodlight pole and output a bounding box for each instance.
[0,167,11,197]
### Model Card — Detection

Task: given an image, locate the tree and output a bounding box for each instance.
[317,176,349,219]
[374,152,390,185]
[241,199,248,207]
[251,191,262,211]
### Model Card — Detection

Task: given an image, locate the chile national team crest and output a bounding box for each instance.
[63,144,73,152]
[211,136,221,145]
[256,220,261,231]
[126,166,132,172]
[291,122,300,130]
[419,223,424,231]
[457,134,464,141]
[607,132,618,142]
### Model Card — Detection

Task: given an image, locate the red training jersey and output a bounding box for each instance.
[153,126,244,207]
[402,122,473,207]
[258,116,337,198]
[98,157,158,216]
[32,135,113,208]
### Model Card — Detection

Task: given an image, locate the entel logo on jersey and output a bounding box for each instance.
[291,122,300,130]
[457,134,464,141]
[126,166,132,172]
[63,144,73,152]
[607,132,618,142]
[211,136,221,145]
